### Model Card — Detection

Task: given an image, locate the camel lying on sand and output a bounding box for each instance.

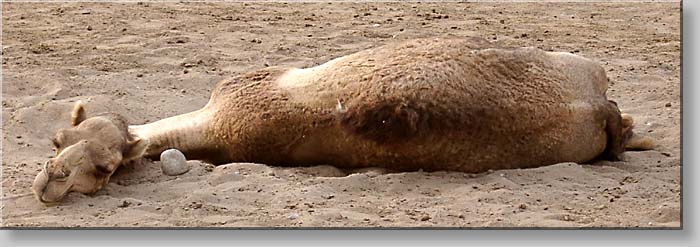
[32,37,653,203]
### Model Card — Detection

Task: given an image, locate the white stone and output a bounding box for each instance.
[160,149,190,176]
[288,213,300,220]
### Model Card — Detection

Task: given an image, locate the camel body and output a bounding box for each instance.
[131,37,621,173]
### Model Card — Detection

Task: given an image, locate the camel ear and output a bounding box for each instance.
[71,100,87,126]
[123,138,148,162]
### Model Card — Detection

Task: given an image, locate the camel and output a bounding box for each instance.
[32,37,653,203]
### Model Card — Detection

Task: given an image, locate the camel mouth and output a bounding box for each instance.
[32,169,73,204]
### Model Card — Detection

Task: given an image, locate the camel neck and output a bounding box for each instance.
[128,107,222,162]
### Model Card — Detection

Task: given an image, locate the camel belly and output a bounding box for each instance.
[283,105,608,173]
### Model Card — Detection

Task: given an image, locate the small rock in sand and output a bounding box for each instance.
[118,200,131,208]
[288,213,300,220]
[160,149,190,176]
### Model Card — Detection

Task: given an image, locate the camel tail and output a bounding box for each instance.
[621,114,655,151]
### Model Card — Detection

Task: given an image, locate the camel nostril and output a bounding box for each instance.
[52,167,71,180]
[44,160,71,180]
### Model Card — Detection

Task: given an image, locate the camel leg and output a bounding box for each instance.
[129,107,232,164]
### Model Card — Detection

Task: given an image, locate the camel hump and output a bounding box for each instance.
[338,99,436,143]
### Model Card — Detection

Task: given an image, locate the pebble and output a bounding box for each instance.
[118,200,131,208]
[160,149,190,176]
[288,213,300,220]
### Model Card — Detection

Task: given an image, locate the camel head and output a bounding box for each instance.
[32,101,148,203]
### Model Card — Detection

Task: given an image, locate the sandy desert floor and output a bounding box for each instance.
[1,2,681,228]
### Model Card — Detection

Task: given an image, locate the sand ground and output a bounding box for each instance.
[1,2,681,228]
